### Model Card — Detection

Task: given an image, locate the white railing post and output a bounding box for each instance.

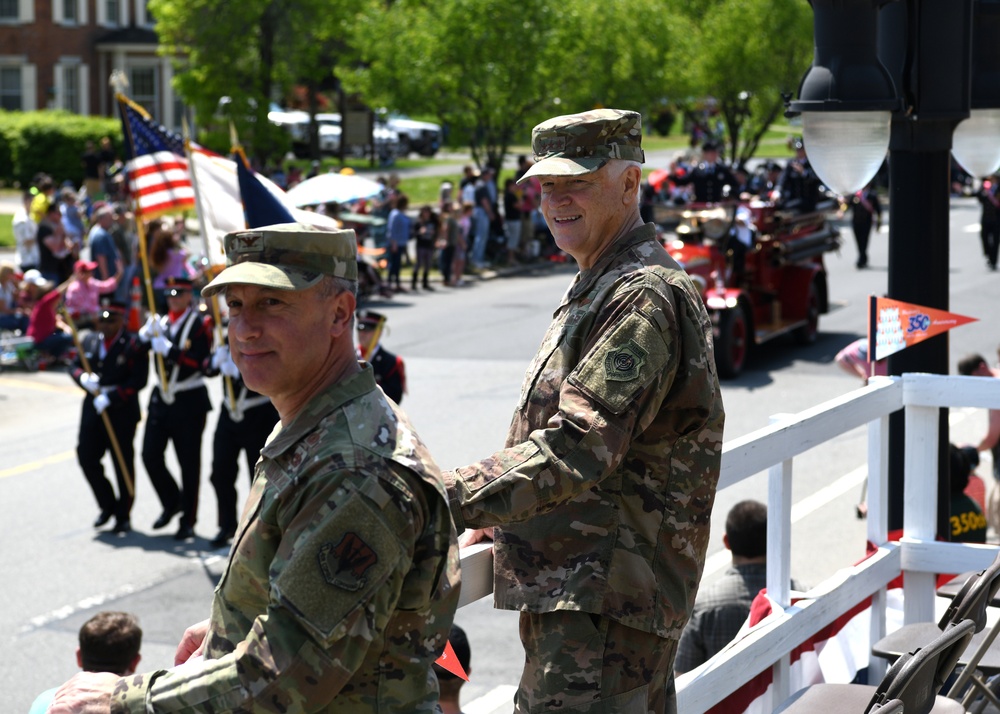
[902,377,940,624]
[768,413,794,704]
[866,394,891,683]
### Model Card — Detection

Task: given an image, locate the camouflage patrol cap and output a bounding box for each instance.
[202,223,357,297]
[518,108,645,184]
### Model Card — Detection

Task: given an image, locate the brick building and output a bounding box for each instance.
[0,0,182,128]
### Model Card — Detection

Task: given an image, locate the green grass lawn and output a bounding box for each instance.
[0,212,13,249]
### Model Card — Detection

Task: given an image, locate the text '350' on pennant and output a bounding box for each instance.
[868,296,977,362]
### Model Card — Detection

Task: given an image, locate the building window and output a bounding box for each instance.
[0,66,22,110]
[62,0,77,22]
[129,66,157,117]
[105,0,120,24]
[0,0,18,20]
[62,65,80,113]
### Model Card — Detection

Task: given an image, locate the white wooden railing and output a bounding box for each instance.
[455,373,1000,712]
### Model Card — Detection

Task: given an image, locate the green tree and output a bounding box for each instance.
[680,0,813,166]
[344,0,687,171]
[150,0,354,160]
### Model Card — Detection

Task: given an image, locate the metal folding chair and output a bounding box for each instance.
[774,619,974,714]
[870,699,905,714]
[871,549,1000,710]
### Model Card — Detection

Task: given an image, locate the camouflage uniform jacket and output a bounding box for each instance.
[112,365,461,713]
[446,223,725,639]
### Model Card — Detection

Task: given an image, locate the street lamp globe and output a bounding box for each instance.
[802,110,892,195]
[788,0,901,195]
[952,109,1000,178]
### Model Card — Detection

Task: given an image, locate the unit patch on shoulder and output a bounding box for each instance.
[319,532,378,592]
[604,339,647,382]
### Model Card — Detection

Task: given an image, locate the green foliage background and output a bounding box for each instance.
[0,111,120,187]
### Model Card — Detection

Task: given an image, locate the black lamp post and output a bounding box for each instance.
[790,0,1000,535]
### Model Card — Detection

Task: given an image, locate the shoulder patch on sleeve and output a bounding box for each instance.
[569,309,671,415]
[273,492,403,643]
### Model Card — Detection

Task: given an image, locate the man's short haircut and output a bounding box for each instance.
[725,500,768,558]
[958,354,988,376]
[79,611,142,675]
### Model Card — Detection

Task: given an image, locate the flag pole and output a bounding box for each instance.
[115,90,169,394]
[61,306,135,498]
[183,117,236,414]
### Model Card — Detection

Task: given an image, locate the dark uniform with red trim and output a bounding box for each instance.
[140,278,214,539]
[71,305,148,532]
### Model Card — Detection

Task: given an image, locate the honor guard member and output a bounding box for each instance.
[356,309,406,404]
[71,299,149,534]
[774,138,823,213]
[444,109,725,713]
[205,340,279,548]
[138,276,214,540]
[671,140,739,203]
[49,223,461,713]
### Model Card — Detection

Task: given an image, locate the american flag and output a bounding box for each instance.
[117,97,195,217]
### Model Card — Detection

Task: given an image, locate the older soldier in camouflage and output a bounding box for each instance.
[49,224,461,713]
[445,109,725,713]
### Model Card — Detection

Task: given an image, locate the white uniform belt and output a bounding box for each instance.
[171,374,204,393]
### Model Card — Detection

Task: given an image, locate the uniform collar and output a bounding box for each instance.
[262,363,378,459]
[566,223,657,302]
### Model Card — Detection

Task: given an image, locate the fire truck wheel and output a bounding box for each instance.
[793,280,821,345]
[715,304,748,379]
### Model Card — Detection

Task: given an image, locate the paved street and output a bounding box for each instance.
[2,194,999,712]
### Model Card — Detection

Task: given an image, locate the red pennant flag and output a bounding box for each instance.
[434,639,469,681]
[868,296,977,362]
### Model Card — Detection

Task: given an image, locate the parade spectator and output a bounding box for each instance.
[451,203,472,286]
[149,219,197,313]
[434,624,472,714]
[977,175,1000,270]
[13,189,39,273]
[29,175,56,224]
[459,165,478,205]
[139,276,214,541]
[957,353,1000,481]
[64,258,122,328]
[412,204,439,291]
[24,271,74,360]
[835,337,889,385]
[386,193,411,292]
[37,203,76,284]
[439,203,460,286]
[81,140,103,200]
[60,187,86,252]
[439,179,454,213]
[50,223,461,712]
[0,262,28,332]
[70,300,148,534]
[29,612,142,714]
[675,500,804,673]
[445,109,724,712]
[470,168,495,268]
[949,444,987,544]
[86,205,120,282]
[851,182,883,269]
[502,178,522,265]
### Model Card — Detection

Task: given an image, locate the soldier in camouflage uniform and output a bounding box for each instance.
[444,109,726,713]
[49,224,461,713]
